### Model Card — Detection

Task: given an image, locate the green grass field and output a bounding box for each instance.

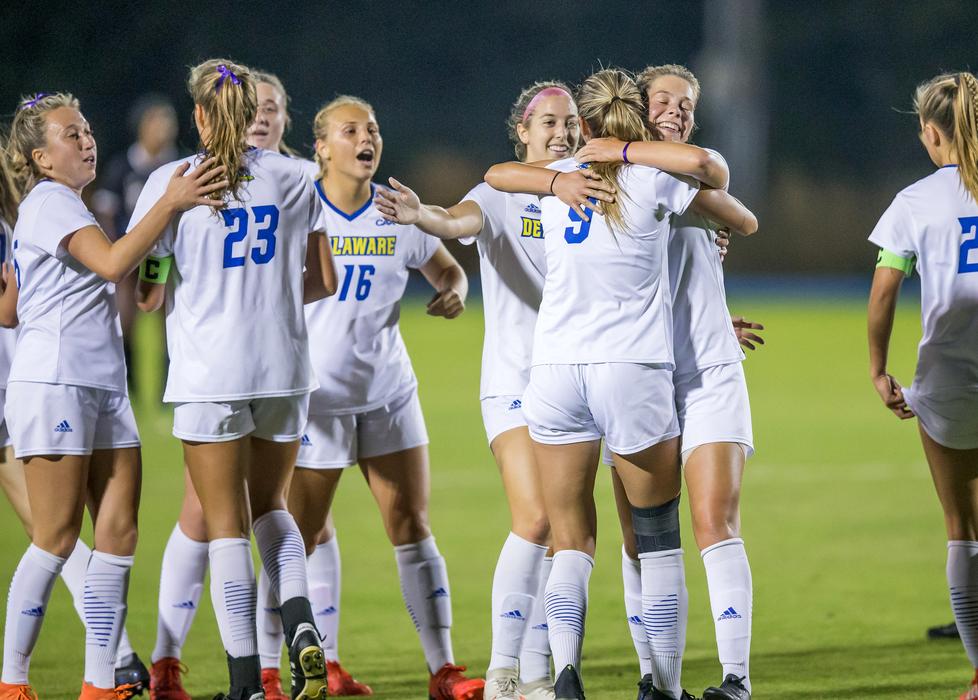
[0,293,967,699]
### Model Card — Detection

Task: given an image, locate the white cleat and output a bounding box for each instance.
[519,677,557,700]
[485,667,521,700]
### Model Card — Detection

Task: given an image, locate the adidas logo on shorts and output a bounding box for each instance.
[54,420,73,433]
[717,606,742,621]
[300,434,312,446]
[508,399,522,410]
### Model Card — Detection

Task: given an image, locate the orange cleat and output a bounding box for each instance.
[326,660,373,696]
[0,683,38,700]
[261,668,289,700]
[429,663,485,700]
[79,682,140,700]
[149,658,190,700]
[961,669,978,700]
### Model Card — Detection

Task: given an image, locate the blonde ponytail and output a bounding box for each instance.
[575,69,649,232]
[187,59,257,202]
[914,72,978,204]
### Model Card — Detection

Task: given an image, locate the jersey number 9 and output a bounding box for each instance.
[222,205,279,269]
[564,204,594,244]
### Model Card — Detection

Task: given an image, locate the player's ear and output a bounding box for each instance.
[31,146,50,173]
[516,122,530,146]
[579,118,593,141]
[315,138,329,162]
[922,121,941,148]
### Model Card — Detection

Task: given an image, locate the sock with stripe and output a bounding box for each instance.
[209,538,259,662]
[519,555,553,683]
[702,538,752,691]
[948,540,978,668]
[307,536,342,662]
[83,550,134,688]
[394,536,454,672]
[2,544,64,684]
[545,550,593,673]
[489,532,547,672]
[640,549,687,699]
[253,509,313,646]
[622,547,653,676]
[152,524,208,663]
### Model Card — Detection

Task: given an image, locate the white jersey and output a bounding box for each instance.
[534,160,698,367]
[0,221,17,389]
[869,164,978,396]
[306,183,439,415]
[129,148,325,402]
[460,184,546,398]
[10,180,126,392]
[669,150,744,374]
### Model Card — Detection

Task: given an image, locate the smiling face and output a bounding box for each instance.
[34,106,97,190]
[248,81,288,152]
[646,74,696,143]
[517,93,581,162]
[315,103,382,182]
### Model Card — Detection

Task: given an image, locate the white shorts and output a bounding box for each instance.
[481,395,528,445]
[905,386,978,450]
[173,394,309,443]
[296,390,429,469]
[0,388,10,449]
[523,363,678,455]
[601,362,753,466]
[5,381,141,458]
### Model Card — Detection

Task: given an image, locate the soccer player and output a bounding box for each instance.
[576,64,759,700]
[0,92,225,700]
[867,70,978,700]
[485,68,757,700]
[131,59,333,700]
[374,80,614,700]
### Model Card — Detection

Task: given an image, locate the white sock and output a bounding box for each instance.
[152,524,209,663]
[2,545,64,684]
[59,539,91,626]
[83,551,134,688]
[489,532,547,672]
[545,550,592,674]
[253,510,310,604]
[116,629,135,667]
[622,547,653,677]
[209,538,258,658]
[640,549,687,699]
[702,538,752,691]
[257,567,284,670]
[948,540,978,669]
[308,536,342,662]
[394,536,454,672]
[520,555,553,683]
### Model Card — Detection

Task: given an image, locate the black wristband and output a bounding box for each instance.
[549,171,561,194]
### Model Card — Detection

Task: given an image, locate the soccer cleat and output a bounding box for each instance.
[960,669,978,700]
[261,668,289,700]
[0,683,38,700]
[552,665,584,700]
[484,667,520,700]
[428,663,485,700]
[636,675,699,700]
[703,674,749,700]
[929,621,961,639]
[211,693,264,700]
[518,677,556,700]
[326,660,373,696]
[149,657,191,700]
[288,623,328,700]
[79,682,141,700]
[116,653,151,695]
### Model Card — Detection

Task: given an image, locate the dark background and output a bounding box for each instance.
[2,0,975,276]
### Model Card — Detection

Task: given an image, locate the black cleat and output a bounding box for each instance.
[211,693,264,700]
[115,653,151,694]
[637,675,699,700]
[553,664,585,700]
[288,622,327,700]
[703,674,749,700]
[927,621,960,639]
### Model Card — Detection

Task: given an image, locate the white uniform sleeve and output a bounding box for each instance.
[302,177,327,233]
[128,165,176,257]
[34,188,98,258]
[459,184,492,246]
[868,195,917,258]
[654,170,700,216]
[405,226,441,269]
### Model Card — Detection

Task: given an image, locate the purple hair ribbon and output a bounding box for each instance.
[215,65,241,92]
[19,93,49,111]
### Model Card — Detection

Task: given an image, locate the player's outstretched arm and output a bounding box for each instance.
[868,266,913,419]
[577,137,729,189]
[689,189,758,236]
[68,159,227,284]
[420,245,467,319]
[304,231,338,303]
[374,178,484,240]
[0,263,18,328]
[484,161,615,221]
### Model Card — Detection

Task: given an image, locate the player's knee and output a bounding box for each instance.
[631,496,681,554]
[691,511,739,549]
[94,517,138,556]
[944,511,978,542]
[387,511,431,546]
[513,510,549,545]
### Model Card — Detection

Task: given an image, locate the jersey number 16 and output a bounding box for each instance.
[222,205,279,269]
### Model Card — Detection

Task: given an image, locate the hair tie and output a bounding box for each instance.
[215,65,241,92]
[522,87,573,122]
[19,93,49,111]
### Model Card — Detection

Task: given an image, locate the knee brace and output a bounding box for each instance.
[630,496,681,554]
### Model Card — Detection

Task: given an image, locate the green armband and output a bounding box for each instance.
[139,256,172,284]
[876,248,915,277]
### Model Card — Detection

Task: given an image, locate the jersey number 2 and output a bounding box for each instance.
[222,205,279,269]
[958,216,978,274]
[564,204,594,244]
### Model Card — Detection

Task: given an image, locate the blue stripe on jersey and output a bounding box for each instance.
[315,180,376,221]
